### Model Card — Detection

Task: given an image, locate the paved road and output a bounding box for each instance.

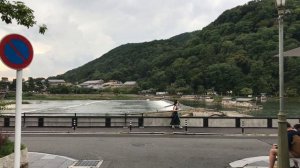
[21,134,276,168]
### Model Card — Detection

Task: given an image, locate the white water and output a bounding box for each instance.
[1,100,186,114]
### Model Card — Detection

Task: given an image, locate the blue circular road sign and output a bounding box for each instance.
[0,34,33,70]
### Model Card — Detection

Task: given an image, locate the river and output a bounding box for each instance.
[1,98,299,117]
[1,100,190,115]
[180,98,300,117]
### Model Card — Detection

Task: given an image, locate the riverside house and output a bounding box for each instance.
[123,81,137,88]
[48,79,66,86]
[102,80,123,88]
[79,80,104,89]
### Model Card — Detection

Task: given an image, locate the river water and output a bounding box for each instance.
[1,99,299,117]
[246,98,300,117]
[181,98,300,117]
[1,100,189,115]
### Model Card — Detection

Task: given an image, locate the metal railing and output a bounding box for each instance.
[1,112,300,129]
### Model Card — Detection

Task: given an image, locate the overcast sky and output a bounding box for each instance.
[0,0,251,80]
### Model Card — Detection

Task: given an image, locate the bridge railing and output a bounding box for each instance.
[0,113,300,128]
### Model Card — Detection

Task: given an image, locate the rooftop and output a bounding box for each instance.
[274,47,300,57]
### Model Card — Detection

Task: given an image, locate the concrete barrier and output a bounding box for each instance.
[0,148,28,168]
[23,117,39,127]
[77,118,105,127]
[0,118,3,127]
[0,114,299,128]
[44,118,72,127]
[144,118,170,127]
[209,118,236,127]
[241,119,267,128]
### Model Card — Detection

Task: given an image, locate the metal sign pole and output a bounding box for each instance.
[14,70,22,168]
[0,34,33,168]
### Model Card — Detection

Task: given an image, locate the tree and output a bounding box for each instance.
[27,77,35,91]
[240,87,253,96]
[206,63,244,94]
[9,79,16,91]
[0,0,47,34]
[150,70,168,91]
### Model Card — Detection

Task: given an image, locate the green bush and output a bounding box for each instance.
[0,132,12,158]
[0,139,14,158]
[0,132,25,158]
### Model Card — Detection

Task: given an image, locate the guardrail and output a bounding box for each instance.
[1,113,300,128]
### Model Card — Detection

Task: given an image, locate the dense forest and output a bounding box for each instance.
[55,0,300,96]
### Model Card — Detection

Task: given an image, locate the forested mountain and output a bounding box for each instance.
[56,0,300,96]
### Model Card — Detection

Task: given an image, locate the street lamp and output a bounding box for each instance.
[275,0,289,168]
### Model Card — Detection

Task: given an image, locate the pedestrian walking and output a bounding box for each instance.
[170,100,182,129]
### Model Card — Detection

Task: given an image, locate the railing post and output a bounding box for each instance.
[23,113,26,127]
[72,117,77,130]
[38,117,44,127]
[185,119,188,132]
[138,113,144,128]
[4,117,10,127]
[235,117,241,128]
[124,113,128,128]
[129,119,132,132]
[267,118,273,128]
[72,113,77,130]
[105,117,111,127]
[241,120,245,134]
[203,117,208,128]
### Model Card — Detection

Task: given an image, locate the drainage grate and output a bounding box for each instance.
[69,160,103,168]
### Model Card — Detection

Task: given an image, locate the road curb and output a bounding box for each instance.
[2,131,279,136]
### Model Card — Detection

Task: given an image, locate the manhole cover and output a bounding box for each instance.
[69,160,103,168]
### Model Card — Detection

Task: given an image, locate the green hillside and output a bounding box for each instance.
[56,0,300,96]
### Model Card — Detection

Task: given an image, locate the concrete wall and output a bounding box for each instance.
[182,118,203,127]
[24,117,39,127]
[272,119,300,128]
[44,118,72,127]
[0,118,3,127]
[241,119,267,128]
[1,116,300,128]
[77,118,105,127]
[209,118,235,127]
[144,118,170,127]
[0,148,28,168]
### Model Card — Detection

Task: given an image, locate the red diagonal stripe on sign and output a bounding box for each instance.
[7,41,26,62]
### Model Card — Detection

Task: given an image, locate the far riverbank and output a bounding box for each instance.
[3,93,300,117]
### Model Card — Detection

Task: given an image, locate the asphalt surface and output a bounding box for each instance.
[2,127,279,168]
[23,135,274,168]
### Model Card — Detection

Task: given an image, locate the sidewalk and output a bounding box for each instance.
[229,156,300,168]
[29,152,76,168]
[229,156,270,168]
